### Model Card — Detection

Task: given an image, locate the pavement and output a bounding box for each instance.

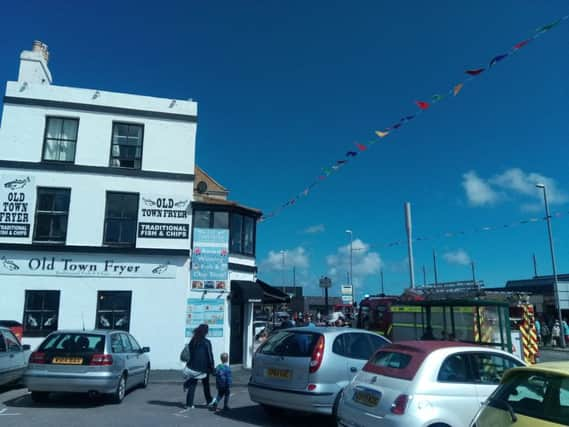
[150,366,252,385]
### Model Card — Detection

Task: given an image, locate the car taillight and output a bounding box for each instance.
[29,351,46,364]
[90,354,113,366]
[391,394,409,415]
[309,335,325,373]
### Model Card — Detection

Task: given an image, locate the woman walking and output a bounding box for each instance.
[183,324,214,409]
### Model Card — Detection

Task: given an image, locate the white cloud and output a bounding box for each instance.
[326,238,382,288]
[443,249,471,266]
[303,224,325,234]
[261,247,309,271]
[462,171,499,206]
[463,168,567,208]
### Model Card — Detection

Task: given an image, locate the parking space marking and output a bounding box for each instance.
[0,408,21,416]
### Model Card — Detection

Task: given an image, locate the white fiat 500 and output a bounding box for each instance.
[337,341,525,427]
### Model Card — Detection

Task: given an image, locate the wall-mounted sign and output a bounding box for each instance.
[185,299,224,338]
[137,194,190,239]
[0,175,35,239]
[0,251,176,279]
[341,285,353,295]
[190,228,229,292]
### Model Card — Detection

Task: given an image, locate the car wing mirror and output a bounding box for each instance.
[141,347,150,353]
[22,344,31,351]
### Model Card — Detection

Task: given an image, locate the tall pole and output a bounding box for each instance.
[537,184,565,347]
[405,202,416,289]
[533,253,538,277]
[422,265,427,287]
[380,269,385,295]
[471,261,478,290]
[293,266,296,298]
[433,249,439,286]
[346,230,354,305]
[281,250,286,295]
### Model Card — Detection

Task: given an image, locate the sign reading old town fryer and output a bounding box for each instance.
[0,175,35,239]
[137,194,190,239]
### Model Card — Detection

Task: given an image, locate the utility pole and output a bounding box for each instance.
[433,249,439,286]
[471,261,478,290]
[280,250,286,295]
[405,202,415,289]
[380,269,385,295]
[532,253,538,277]
[422,265,427,287]
[346,230,354,305]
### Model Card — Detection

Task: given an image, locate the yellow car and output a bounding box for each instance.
[471,362,569,426]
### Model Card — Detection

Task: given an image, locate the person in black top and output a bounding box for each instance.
[184,324,214,408]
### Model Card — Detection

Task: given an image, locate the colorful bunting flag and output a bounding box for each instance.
[489,53,508,67]
[355,143,368,151]
[536,19,561,33]
[405,115,416,120]
[392,123,402,129]
[375,130,389,138]
[465,68,485,76]
[346,151,357,157]
[432,94,443,102]
[336,160,347,164]
[513,39,530,50]
[453,83,463,96]
[415,100,430,110]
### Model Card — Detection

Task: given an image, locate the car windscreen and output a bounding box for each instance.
[39,333,105,354]
[259,331,320,357]
[489,371,569,425]
[363,348,424,380]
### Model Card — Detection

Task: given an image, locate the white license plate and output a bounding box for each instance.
[353,389,380,407]
[265,368,291,380]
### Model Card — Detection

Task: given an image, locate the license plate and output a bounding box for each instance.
[353,389,380,407]
[266,368,291,380]
[52,357,83,365]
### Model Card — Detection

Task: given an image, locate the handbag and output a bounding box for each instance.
[180,344,190,363]
[183,366,207,380]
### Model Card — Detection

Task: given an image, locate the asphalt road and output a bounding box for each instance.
[0,382,331,427]
[540,348,569,362]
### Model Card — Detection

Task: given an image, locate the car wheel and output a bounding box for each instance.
[332,389,343,419]
[141,366,150,388]
[261,404,284,416]
[111,374,127,404]
[30,391,49,403]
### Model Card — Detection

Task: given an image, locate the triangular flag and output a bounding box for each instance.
[323,168,332,176]
[465,68,485,76]
[331,165,340,171]
[355,142,367,151]
[336,160,346,164]
[489,53,508,67]
[318,175,326,180]
[375,130,389,138]
[290,199,296,205]
[453,83,463,96]
[302,189,309,196]
[513,39,530,50]
[405,115,416,120]
[415,100,430,110]
[536,19,561,33]
[392,123,402,129]
[346,151,357,157]
[432,94,443,103]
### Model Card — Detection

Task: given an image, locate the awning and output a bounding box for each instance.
[231,280,291,304]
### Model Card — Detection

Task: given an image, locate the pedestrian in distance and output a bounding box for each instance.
[541,321,549,347]
[535,318,542,346]
[182,324,214,409]
[552,320,561,347]
[209,352,232,412]
[563,319,569,344]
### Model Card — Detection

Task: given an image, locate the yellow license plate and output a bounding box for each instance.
[266,368,291,380]
[353,390,380,407]
[52,357,83,365]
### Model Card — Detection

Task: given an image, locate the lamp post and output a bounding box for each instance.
[280,250,286,295]
[536,183,565,347]
[345,230,354,305]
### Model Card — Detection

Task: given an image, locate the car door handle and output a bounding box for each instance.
[350,367,358,373]
[9,354,14,358]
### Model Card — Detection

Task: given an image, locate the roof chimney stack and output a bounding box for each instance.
[18,40,52,85]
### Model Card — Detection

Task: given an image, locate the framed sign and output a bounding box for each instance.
[0,175,35,240]
[137,194,190,244]
[185,299,224,337]
[190,228,229,292]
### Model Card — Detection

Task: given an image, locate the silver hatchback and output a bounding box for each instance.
[24,330,150,403]
[248,327,390,416]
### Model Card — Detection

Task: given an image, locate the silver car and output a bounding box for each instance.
[24,330,150,403]
[0,326,30,386]
[337,341,525,427]
[248,327,390,416]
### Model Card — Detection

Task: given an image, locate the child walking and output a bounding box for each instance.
[209,352,232,412]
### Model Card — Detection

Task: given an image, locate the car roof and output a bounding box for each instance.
[503,361,569,381]
[385,340,477,353]
[49,329,123,335]
[283,327,380,336]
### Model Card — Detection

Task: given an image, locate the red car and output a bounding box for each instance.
[0,321,23,343]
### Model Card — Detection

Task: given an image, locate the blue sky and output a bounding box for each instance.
[1,1,568,299]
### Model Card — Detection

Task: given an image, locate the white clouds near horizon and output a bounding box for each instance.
[443,249,471,266]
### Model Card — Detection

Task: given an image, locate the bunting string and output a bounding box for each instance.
[259,15,569,222]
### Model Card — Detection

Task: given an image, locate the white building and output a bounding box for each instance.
[0,42,287,369]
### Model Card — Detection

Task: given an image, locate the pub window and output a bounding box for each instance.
[23,290,60,337]
[243,216,254,255]
[42,117,78,162]
[103,192,138,246]
[33,187,71,243]
[213,211,229,229]
[109,123,143,169]
[229,213,243,253]
[193,210,211,228]
[96,291,132,332]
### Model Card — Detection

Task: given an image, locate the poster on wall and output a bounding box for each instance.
[0,175,35,239]
[190,228,229,292]
[137,194,190,239]
[185,299,224,337]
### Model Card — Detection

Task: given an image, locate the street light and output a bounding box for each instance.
[345,230,354,305]
[536,183,565,347]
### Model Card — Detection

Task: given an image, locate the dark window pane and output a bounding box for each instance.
[23,291,60,337]
[437,354,470,383]
[96,292,132,332]
[243,216,255,255]
[230,214,243,253]
[37,192,55,211]
[194,211,211,228]
[110,123,143,170]
[213,212,229,229]
[43,118,78,162]
[34,188,70,243]
[104,193,138,246]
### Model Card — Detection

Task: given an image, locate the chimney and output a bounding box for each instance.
[18,40,52,85]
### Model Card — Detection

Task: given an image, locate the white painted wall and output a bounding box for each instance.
[0,253,189,369]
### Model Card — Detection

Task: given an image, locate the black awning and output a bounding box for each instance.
[231,279,291,304]
[257,279,291,304]
[231,280,264,303]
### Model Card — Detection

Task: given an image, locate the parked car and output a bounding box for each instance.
[24,330,150,403]
[471,361,569,427]
[0,320,24,343]
[0,326,31,387]
[337,341,525,427]
[248,327,390,416]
